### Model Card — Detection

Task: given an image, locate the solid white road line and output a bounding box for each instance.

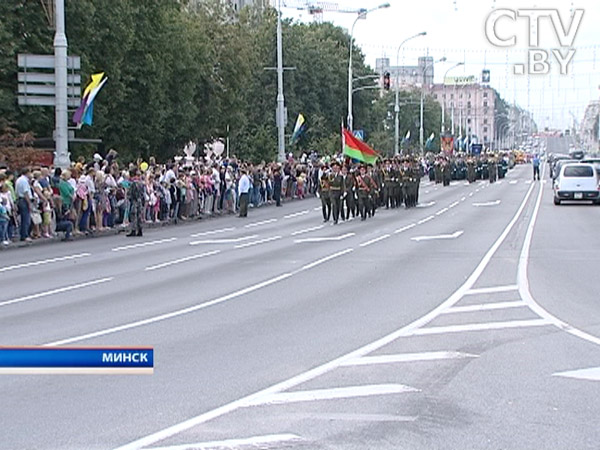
[290,225,324,236]
[234,235,282,249]
[411,231,463,242]
[45,272,294,347]
[146,434,303,450]
[244,384,419,407]
[244,218,277,228]
[435,207,449,216]
[300,248,354,271]
[473,200,501,207]
[464,284,518,295]
[417,215,434,225]
[0,277,113,308]
[112,238,177,252]
[283,210,309,219]
[295,232,355,243]
[359,234,390,247]
[553,367,600,381]
[518,166,600,347]
[407,319,551,336]
[189,235,258,245]
[0,253,90,273]
[190,227,235,238]
[145,251,221,271]
[394,223,416,234]
[341,351,478,366]
[441,301,527,314]
[112,179,538,450]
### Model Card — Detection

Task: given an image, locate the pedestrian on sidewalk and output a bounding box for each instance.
[127,168,144,237]
[238,168,250,218]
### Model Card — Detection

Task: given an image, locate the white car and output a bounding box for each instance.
[553,163,600,205]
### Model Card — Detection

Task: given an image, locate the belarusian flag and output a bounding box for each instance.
[342,127,379,164]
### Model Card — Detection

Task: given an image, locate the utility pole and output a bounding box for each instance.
[53,0,70,168]
[276,0,286,162]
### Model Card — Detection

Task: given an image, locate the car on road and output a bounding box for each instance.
[553,163,600,205]
[551,158,578,182]
[581,158,600,177]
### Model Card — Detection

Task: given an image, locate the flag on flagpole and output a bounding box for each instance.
[289,113,306,145]
[402,130,411,143]
[73,72,107,127]
[342,127,380,164]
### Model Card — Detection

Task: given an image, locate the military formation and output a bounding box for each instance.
[318,157,423,223]
[428,152,512,185]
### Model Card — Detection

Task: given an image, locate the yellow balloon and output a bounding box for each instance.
[140,162,149,172]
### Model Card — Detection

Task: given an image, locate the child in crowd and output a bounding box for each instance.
[0,197,9,245]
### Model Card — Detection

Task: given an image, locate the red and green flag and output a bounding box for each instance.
[342,128,380,164]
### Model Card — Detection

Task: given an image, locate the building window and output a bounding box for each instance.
[483,126,488,133]
[467,101,471,108]
[460,93,463,99]
[458,102,463,108]
[483,118,488,124]
[467,118,472,124]
[468,127,472,133]
[484,135,488,142]
[442,93,446,99]
[483,101,488,107]
[433,94,438,99]
[483,92,488,98]
[468,93,472,98]
[484,107,488,114]
[450,93,454,99]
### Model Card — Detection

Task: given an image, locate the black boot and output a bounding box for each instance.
[126,231,136,237]
[137,230,143,237]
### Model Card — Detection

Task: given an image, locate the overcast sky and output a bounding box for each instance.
[281,0,600,130]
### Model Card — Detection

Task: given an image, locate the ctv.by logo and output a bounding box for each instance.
[485,9,584,75]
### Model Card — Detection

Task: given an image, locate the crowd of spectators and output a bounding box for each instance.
[0,150,324,246]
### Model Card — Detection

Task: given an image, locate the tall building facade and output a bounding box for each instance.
[429,82,496,145]
[375,56,434,89]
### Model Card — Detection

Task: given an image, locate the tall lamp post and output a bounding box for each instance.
[276,0,286,162]
[441,62,463,136]
[420,56,446,154]
[347,3,390,131]
[394,32,426,156]
[54,0,70,168]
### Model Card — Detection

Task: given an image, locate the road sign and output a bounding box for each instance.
[471,143,483,155]
[353,130,365,140]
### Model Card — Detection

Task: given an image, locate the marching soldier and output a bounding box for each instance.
[467,157,476,183]
[383,159,394,209]
[342,165,356,219]
[329,161,344,224]
[488,155,497,183]
[319,166,331,222]
[442,158,452,187]
[356,165,372,221]
[367,165,379,217]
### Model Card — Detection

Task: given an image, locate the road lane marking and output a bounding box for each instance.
[465,284,519,295]
[283,210,309,219]
[313,207,321,211]
[111,177,538,450]
[0,253,90,273]
[244,218,277,228]
[295,232,355,243]
[300,248,354,271]
[234,235,282,249]
[525,180,533,184]
[407,319,551,336]
[395,223,416,234]
[190,235,258,245]
[244,384,419,407]
[291,225,324,236]
[286,412,418,422]
[145,251,221,271]
[468,192,474,197]
[553,367,600,381]
[509,180,518,184]
[473,200,501,207]
[416,201,436,208]
[435,208,449,216]
[146,434,303,450]
[190,227,235,238]
[112,238,177,252]
[359,234,390,247]
[0,278,113,308]
[460,196,466,202]
[448,201,459,208]
[417,215,434,225]
[441,301,527,314]
[518,166,600,347]
[341,351,478,366]
[411,231,463,242]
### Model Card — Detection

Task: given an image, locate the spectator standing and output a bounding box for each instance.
[15,168,33,242]
[238,168,250,218]
[127,168,144,237]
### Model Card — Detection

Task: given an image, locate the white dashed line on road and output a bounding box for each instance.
[112,238,177,252]
[235,235,282,249]
[145,251,221,271]
[244,218,277,228]
[0,253,91,273]
[359,234,390,247]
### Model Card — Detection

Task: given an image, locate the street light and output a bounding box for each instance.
[420,56,446,154]
[394,31,426,156]
[441,62,463,136]
[347,2,390,131]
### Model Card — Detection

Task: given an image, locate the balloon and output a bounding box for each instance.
[140,162,148,172]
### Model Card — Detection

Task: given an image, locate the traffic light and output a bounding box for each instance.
[383,72,391,90]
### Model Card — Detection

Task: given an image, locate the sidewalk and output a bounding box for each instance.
[0,197,308,252]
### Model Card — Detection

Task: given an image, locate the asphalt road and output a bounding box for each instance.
[2,138,600,450]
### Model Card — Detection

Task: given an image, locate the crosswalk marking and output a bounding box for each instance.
[341,351,478,366]
[464,284,518,295]
[441,301,527,314]
[407,318,551,336]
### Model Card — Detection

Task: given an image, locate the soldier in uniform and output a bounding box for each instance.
[329,161,344,224]
[401,159,412,208]
[367,165,379,217]
[319,166,331,222]
[392,160,402,208]
[442,157,452,187]
[383,159,394,209]
[488,155,497,183]
[342,165,356,219]
[127,167,144,237]
[355,165,372,221]
[434,158,443,184]
[467,157,476,183]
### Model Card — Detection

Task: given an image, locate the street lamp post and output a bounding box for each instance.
[420,56,446,154]
[347,3,390,131]
[394,32,426,156]
[441,62,463,136]
[54,0,70,168]
[276,0,286,163]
